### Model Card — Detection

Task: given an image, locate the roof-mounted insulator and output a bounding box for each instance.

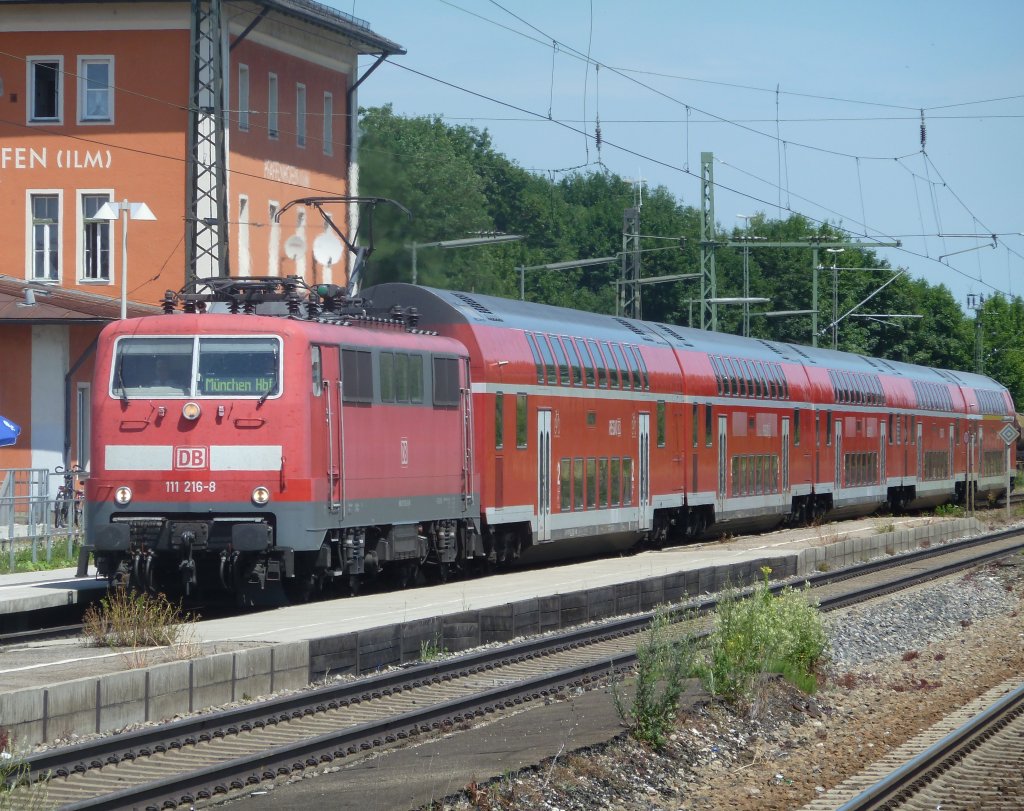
[162,291,177,314]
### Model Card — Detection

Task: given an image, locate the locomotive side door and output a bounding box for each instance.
[536,409,552,542]
[316,345,343,512]
[638,412,651,531]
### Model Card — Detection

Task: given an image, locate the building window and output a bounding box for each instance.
[29,56,62,123]
[267,73,278,139]
[30,193,60,280]
[323,92,333,155]
[78,56,113,123]
[296,83,306,147]
[237,64,250,131]
[80,193,111,281]
[237,195,250,276]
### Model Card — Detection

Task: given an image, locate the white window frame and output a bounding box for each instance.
[77,55,114,124]
[28,55,63,124]
[267,72,278,139]
[323,91,333,156]
[237,194,251,276]
[77,189,114,283]
[237,63,250,131]
[296,82,306,148]
[27,189,63,282]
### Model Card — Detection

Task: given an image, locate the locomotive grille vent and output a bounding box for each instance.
[613,317,648,337]
[452,293,504,322]
[656,324,694,347]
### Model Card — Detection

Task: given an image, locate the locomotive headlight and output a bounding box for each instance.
[251,486,271,505]
[114,486,133,506]
[182,402,201,421]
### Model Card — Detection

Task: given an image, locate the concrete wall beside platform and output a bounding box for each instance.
[1,518,981,747]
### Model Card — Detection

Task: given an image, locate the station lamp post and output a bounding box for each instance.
[95,199,157,319]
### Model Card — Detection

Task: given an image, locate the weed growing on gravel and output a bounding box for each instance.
[934,503,965,518]
[612,605,697,748]
[83,587,193,648]
[702,567,827,703]
[419,636,447,662]
[0,729,48,811]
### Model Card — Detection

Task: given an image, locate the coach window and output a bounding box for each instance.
[826,410,833,445]
[793,409,801,446]
[656,401,666,447]
[815,411,820,446]
[495,393,504,449]
[599,458,609,507]
[705,402,713,447]
[564,337,583,386]
[516,394,528,448]
[575,338,596,387]
[586,458,597,508]
[712,354,729,395]
[311,346,322,397]
[692,403,699,448]
[622,458,634,505]
[559,459,571,510]
[550,336,570,385]
[587,340,607,388]
[633,347,650,390]
[888,414,894,444]
[623,345,641,390]
[573,458,584,510]
[602,343,620,389]
[525,333,544,384]
[610,458,621,506]
[611,344,631,390]
[537,335,557,385]
[729,358,743,397]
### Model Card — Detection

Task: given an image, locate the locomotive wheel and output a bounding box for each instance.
[348,573,361,597]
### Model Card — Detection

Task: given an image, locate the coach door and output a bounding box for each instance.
[717,415,728,511]
[781,417,791,494]
[834,420,843,489]
[638,413,651,530]
[879,421,887,488]
[537,409,552,542]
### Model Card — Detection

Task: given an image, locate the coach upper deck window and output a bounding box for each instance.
[550,336,570,385]
[525,333,544,384]
[563,337,583,386]
[588,340,608,388]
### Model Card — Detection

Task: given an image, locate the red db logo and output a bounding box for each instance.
[175,447,208,469]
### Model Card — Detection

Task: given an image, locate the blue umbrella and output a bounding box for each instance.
[0,417,21,447]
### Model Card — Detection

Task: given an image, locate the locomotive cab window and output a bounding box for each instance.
[111,335,282,400]
[432,356,461,407]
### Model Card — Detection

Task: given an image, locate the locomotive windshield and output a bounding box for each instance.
[111,336,282,399]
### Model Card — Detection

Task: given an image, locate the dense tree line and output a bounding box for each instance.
[358,105,1023,406]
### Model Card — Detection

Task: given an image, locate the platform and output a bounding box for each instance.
[0,515,983,747]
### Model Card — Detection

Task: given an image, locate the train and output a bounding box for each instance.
[84,276,1017,603]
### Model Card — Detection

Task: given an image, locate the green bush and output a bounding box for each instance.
[701,567,827,703]
[613,605,697,748]
[0,729,48,811]
[934,503,965,518]
[83,588,189,648]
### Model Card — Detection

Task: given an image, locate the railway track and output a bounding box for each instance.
[13,527,1024,810]
[804,677,1024,810]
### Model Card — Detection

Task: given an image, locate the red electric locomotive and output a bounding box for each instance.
[85,277,1017,601]
[86,279,480,602]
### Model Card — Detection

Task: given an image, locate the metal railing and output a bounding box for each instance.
[0,467,86,571]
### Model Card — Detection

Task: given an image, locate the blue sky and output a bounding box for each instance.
[348,0,1023,311]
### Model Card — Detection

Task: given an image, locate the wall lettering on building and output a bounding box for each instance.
[1,146,113,170]
[263,160,310,188]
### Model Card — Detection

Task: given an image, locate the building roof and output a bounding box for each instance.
[0,276,162,323]
[0,0,405,56]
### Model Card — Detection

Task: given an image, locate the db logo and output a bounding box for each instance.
[175,447,208,469]
[400,438,409,467]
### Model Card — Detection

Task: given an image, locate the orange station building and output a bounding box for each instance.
[0,0,402,486]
